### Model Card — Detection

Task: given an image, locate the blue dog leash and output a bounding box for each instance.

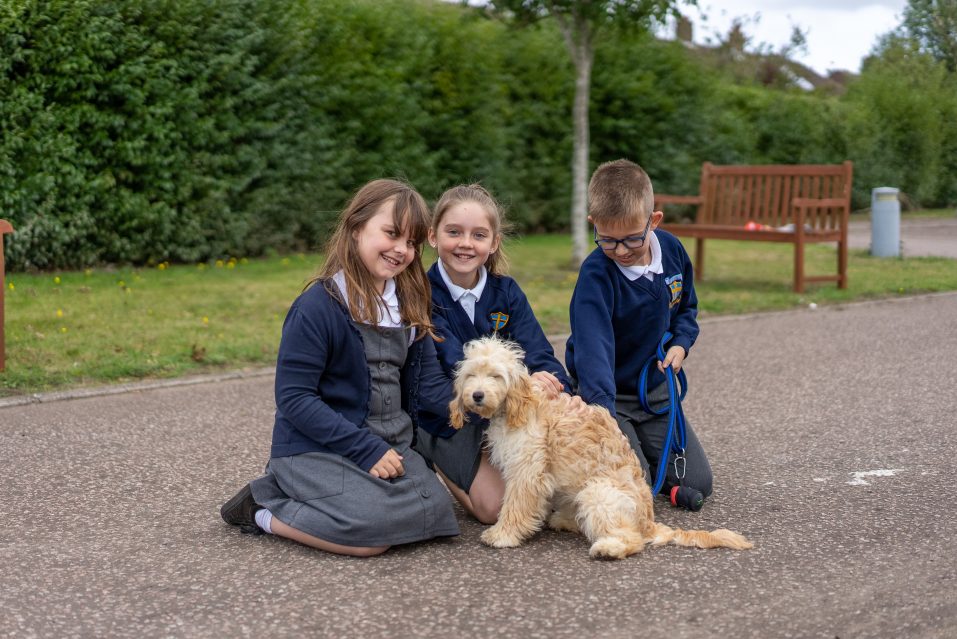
[637,331,689,498]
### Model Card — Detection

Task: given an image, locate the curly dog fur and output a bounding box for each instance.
[449,336,753,559]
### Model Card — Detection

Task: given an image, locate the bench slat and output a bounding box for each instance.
[706,163,850,176]
[655,194,703,206]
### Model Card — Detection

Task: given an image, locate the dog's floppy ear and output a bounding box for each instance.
[448,395,466,430]
[504,371,534,429]
[448,368,467,430]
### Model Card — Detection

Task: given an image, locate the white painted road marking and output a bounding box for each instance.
[848,469,905,486]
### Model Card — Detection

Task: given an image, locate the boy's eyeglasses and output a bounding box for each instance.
[593,216,652,251]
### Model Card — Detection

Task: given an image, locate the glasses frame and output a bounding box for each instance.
[593,216,653,252]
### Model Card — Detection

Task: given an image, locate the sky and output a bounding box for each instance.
[681,1,909,75]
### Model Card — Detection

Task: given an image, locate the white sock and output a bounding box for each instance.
[254,508,273,534]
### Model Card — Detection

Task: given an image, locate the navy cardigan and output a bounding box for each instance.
[566,230,699,417]
[418,263,570,436]
[270,280,453,471]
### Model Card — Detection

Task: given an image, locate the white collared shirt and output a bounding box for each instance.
[615,231,664,282]
[437,259,487,323]
[332,271,403,328]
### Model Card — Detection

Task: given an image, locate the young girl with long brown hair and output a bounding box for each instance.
[221,179,459,556]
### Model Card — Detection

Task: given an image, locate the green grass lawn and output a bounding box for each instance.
[3,236,956,397]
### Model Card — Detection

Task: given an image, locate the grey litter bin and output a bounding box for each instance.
[871,187,900,257]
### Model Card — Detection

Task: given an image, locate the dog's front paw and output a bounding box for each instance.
[481,525,524,548]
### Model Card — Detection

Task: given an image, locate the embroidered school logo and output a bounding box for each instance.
[666,274,683,308]
[490,312,510,332]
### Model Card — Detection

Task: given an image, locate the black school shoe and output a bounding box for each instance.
[220,483,264,535]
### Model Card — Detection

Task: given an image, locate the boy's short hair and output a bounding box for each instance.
[588,159,654,227]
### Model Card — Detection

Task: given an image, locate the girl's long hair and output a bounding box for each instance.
[432,184,510,275]
[309,179,436,340]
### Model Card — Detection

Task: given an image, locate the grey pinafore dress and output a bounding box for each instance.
[250,323,459,547]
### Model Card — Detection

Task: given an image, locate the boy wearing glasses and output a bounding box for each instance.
[566,159,713,500]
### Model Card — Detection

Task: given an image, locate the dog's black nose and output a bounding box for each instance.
[472,391,484,404]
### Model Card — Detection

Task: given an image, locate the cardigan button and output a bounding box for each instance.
[378,362,387,370]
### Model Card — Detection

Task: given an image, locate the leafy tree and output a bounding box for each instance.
[852,2,957,207]
[900,0,957,71]
[848,39,951,205]
[487,1,688,264]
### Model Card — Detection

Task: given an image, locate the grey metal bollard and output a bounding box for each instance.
[871,187,900,257]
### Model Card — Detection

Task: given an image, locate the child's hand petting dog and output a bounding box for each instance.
[530,371,563,397]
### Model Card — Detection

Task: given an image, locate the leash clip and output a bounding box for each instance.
[673,453,687,480]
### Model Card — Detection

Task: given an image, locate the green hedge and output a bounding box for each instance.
[2,0,954,270]
[1,0,302,268]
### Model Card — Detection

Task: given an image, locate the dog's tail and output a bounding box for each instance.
[651,523,753,550]
[588,530,648,560]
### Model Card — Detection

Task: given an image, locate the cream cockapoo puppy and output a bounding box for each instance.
[449,337,752,559]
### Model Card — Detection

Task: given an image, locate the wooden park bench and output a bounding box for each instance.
[1,219,12,371]
[654,161,853,293]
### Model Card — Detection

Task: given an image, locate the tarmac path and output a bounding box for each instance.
[2,292,957,638]
[848,216,957,258]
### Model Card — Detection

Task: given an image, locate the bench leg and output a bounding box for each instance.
[0,237,5,372]
[695,238,705,281]
[838,238,848,289]
[793,240,805,294]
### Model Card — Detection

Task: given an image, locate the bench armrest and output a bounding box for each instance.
[654,194,704,207]
[0,219,13,234]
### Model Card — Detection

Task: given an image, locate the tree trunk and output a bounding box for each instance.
[570,37,593,266]
[553,9,594,266]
